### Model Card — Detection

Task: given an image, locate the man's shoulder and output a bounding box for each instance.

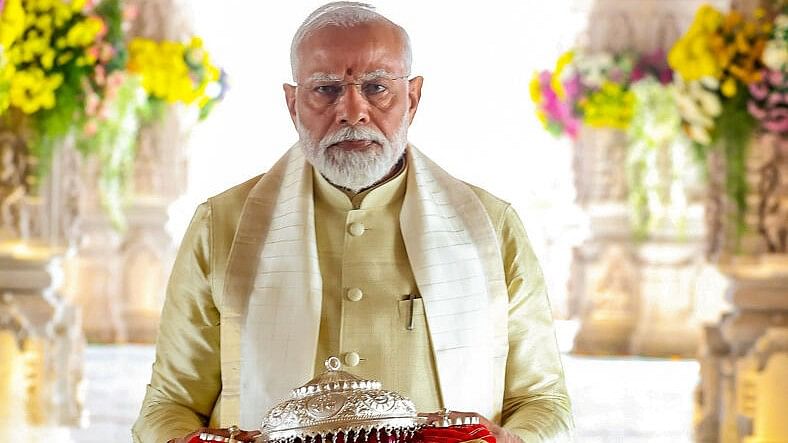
[463,181,512,231]
[204,174,265,234]
[208,173,265,210]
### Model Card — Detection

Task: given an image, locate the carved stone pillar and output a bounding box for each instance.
[570,128,640,354]
[569,0,728,356]
[67,0,193,343]
[118,0,193,342]
[0,123,86,436]
[694,132,788,442]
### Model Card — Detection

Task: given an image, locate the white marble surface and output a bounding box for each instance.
[17,344,699,442]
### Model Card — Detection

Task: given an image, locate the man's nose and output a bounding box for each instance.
[336,85,369,126]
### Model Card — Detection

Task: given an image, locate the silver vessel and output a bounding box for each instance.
[259,357,422,443]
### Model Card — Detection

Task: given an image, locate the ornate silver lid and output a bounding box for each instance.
[259,357,421,443]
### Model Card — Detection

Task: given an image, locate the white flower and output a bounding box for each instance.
[574,51,615,88]
[696,88,722,117]
[762,40,787,71]
[688,124,712,145]
[699,76,720,90]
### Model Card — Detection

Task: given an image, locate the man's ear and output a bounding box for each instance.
[283,83,298,125]
[407,76,424,124]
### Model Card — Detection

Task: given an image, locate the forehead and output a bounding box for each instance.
[296,22,406,80]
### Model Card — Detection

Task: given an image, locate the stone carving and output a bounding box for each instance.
[706,134,788,259]
[0,129,30,240]
[755,134,787,254]
[694,255,788,441]
[573,128,629,205]
[0,110,85,438]
[0,254,86,430]
[572,243,640,354]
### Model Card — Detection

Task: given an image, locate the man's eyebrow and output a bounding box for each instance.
[358,69,399,81]
[304,70,401,83]
[305,73,343,82]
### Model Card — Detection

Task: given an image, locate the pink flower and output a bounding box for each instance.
[767,91,782,107]
[763,117,788,133]
[749,82,768,100]
[86,92,100,115]
[768,70,784,87]
[83,121,98,137]
[94,64,106,86]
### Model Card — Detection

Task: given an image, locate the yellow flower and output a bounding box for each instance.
[128,36,223,108]
[65,16,104,48]
[551,50,573,99]
[720,77,737,97]
[70,0,87,12]
[529,72,542,104]
[40,48,55,69]
[0,0,26,49]
[9,67,63,113]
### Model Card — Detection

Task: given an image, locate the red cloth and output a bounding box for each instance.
[418,425,496,443]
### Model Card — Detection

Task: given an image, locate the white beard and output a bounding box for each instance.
[296,112,409,193]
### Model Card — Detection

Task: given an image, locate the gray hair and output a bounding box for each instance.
[290,2,412,81]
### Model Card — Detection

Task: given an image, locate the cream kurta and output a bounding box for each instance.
[132,159,573,443]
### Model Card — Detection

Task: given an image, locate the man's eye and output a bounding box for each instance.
[362,83,387,95]
[315,85,342,95]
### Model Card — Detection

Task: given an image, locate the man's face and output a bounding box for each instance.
[284,22,423,191]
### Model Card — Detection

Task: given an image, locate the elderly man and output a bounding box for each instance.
[132,3,573,443]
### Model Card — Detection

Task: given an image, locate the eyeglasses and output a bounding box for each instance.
[297,74,409,108]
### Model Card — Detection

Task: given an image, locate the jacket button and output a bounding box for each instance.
[348,222,365,236]
[343,352,361,367]
[346,288,363,302]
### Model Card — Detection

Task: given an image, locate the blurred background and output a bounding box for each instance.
[0,0,786,442]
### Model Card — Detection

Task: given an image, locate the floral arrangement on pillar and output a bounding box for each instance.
[667,5,781,256]
[531,5,786,249]
[0,0,226,230]
[530,48,695,240]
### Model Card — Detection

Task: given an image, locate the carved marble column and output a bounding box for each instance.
[0,123,86,435]
[68,0,193,343]
[694,133,788,442]
[120,107,191,343]
[120,0,194,343]
[569,0,728,356]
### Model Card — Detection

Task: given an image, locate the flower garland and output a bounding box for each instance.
[531,48,688,239]
[530,50,644,139]
[668,5,774,241]
[0,0,226,228]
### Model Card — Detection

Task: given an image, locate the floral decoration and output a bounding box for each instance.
[0,0,226,228]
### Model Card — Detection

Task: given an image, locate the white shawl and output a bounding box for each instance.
[220,145,508,428]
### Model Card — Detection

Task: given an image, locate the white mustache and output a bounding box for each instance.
[319,126,387,150]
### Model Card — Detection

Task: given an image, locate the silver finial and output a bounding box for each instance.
[325,356,342,371]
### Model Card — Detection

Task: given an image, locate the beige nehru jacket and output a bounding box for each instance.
[312,163,442,412]
[132,162,573,443]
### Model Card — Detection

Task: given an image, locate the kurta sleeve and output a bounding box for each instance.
[132,203,222,443]
[497,205,574,442]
